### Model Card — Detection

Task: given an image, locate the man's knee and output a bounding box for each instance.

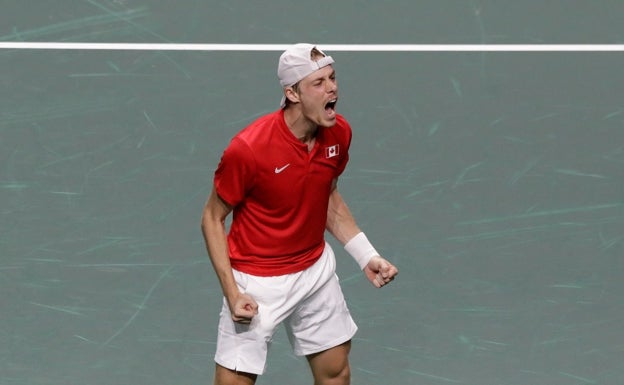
[326,362,351,384]
[307,341,352,384]
[214,364,257,385]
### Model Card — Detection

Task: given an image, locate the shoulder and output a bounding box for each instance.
[235,110,281,144]
[222,110,283,167]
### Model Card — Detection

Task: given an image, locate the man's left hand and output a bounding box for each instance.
[364,256,398,288]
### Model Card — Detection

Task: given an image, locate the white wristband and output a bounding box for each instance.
[344,232,379,270]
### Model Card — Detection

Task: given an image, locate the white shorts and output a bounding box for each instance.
[214,243,358,375]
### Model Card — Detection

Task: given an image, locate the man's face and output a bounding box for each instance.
[295,65,338,127]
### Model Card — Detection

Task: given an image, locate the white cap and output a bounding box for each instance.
[278,43,334,107]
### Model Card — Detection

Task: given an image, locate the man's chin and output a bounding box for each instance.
[319,120,336,128]
[321,113,337,127]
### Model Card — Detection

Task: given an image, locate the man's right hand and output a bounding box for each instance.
[228,292,259,324]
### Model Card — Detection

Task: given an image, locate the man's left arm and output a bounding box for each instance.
[326,179,398,288]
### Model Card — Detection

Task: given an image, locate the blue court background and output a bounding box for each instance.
[1,1,623,384]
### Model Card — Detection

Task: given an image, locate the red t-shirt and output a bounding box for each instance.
[214,109,352,276]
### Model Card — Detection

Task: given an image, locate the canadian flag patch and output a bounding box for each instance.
[325,144,339,158]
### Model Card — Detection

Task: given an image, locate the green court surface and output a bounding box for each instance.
[1,2,623,384]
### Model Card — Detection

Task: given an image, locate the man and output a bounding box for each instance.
[201,43,398,385]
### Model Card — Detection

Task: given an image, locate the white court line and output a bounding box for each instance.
[1,42,624,52]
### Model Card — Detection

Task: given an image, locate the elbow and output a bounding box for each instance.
[201,189,232,234]
[200,207,226,235]
[200,207,214,234]
[200,214,209,238]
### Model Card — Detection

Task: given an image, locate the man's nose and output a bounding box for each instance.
[327,80,337,93]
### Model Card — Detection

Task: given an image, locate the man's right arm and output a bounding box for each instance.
[201,186,258,323]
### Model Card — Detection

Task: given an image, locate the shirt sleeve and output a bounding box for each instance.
[214,137,256,207]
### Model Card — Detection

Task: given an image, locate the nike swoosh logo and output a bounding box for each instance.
[274,164,290,174]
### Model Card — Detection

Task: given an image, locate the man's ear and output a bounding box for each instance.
[284,87,300,104]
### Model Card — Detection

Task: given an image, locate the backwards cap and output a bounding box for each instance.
[277,43,334,107]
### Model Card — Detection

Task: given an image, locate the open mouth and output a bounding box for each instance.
[325,99,337,115]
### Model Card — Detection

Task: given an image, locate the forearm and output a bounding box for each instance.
[326,183,381,271]
[202,224,237,299]
[201,191,239,301]
[325,187,361,245]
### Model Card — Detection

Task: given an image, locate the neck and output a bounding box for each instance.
[283,107,318,145]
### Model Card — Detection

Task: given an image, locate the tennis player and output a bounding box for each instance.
[201,43,398,385]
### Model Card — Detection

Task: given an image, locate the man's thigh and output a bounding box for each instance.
[285,270,358,356]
